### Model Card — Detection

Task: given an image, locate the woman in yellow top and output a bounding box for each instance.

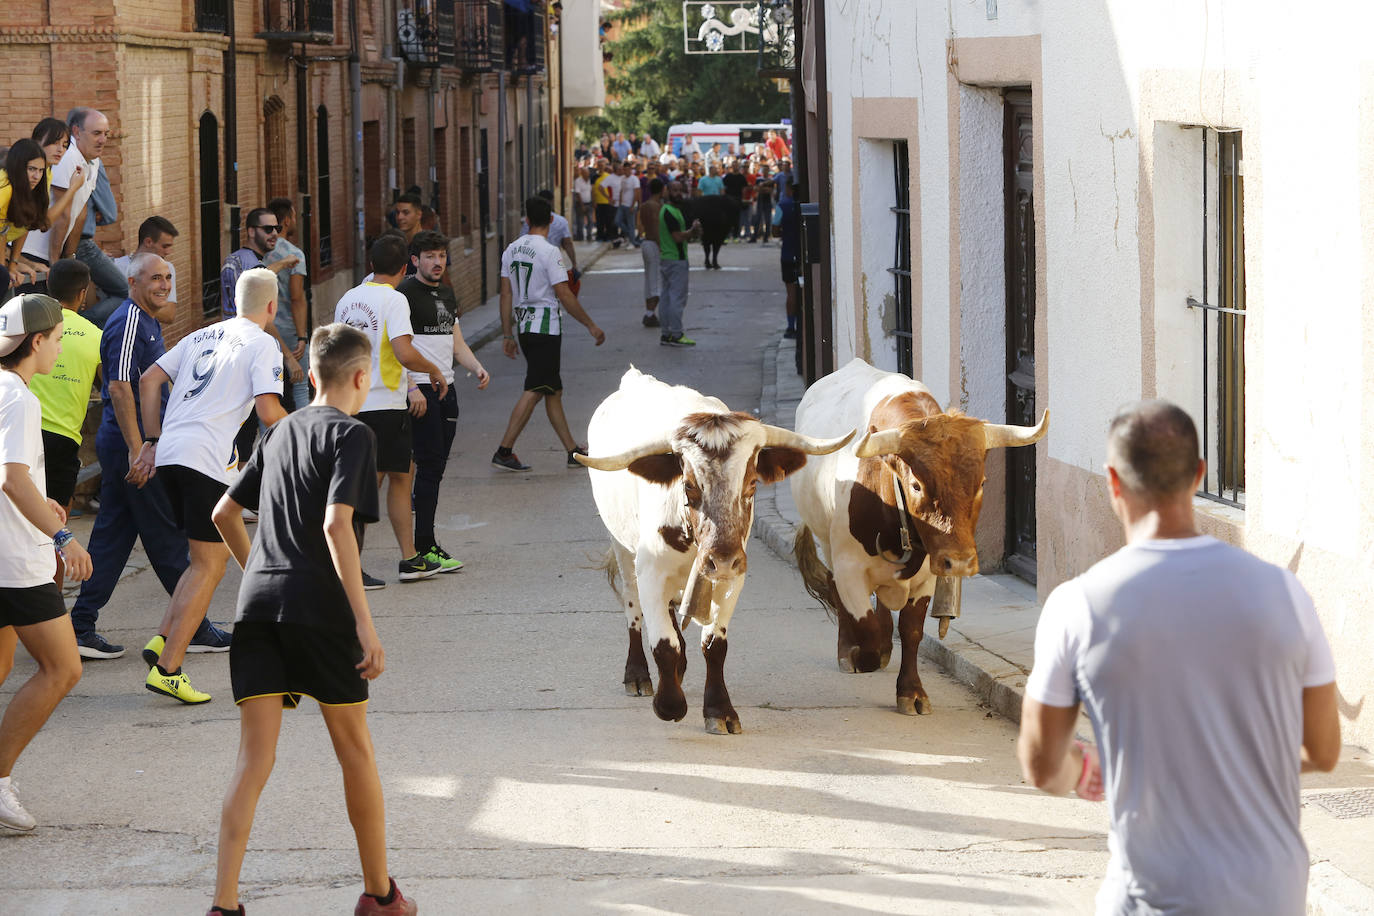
[1,139,53,298]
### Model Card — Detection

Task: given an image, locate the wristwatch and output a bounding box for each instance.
[143,436,159,445]
[53,528,75,550]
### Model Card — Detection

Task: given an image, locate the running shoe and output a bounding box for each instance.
[567,446,588,468]
[204,907,245,916]
[661,334,697,348]
[188,621,233,654]
[424,545,464,573]
[142,634,166,668]
[145,667,212,705]
[354,878,418,916]
[75,630,126,660]
[491,450,531,472]
[642,313,660,328]
[399,553,442,582]
[0,778,36,832]
[782,327,798,339]
[362,571,387,591]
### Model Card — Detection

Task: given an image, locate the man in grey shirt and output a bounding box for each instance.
[1018,400,1341,915]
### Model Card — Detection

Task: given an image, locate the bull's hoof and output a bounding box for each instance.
[623,677,654,697]
[704,715,743,735]
[879,650,892,670]
[840,646,885,674]
[838,654,857,673]
[653,691,688,722]
[896,694,933,716]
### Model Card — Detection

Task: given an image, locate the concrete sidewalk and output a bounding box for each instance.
[751,336,1374,915]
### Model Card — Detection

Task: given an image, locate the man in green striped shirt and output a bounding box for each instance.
[493,197,606,472]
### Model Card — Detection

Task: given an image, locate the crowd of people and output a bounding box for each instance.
[0,106,619,916]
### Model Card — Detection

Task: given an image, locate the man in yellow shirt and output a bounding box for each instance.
[593,162,618,242]
[26,259,102,596]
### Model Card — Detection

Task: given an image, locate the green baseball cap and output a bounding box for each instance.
[0,293,64,358]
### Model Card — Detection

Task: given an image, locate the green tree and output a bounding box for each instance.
[579,0,789,143]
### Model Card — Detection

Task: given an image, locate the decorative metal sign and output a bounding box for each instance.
[682,2,762,54]
[756,0,796,77]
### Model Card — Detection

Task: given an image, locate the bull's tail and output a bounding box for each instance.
[593,547,622,600]
[794,526,838,622]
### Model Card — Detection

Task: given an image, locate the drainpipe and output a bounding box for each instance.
[384,0,403,201]
[224,0,240,252]
[812,0,834,377]
[295,47,314,327]
[350,0,365,274]
[427,78,439,212]
[497,68,507,253]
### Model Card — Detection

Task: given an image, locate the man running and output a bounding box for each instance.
[131,267,287,704]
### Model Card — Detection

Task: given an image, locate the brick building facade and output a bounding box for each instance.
[0,0,559,345]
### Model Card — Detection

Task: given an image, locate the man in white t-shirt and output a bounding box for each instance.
[639,136,661,159]
[1018,400,1342,915]
[0,293,91,831]
[129,268,287,705]
[23,108,107,267]
[334,234,449,588]
[493,197,605,472]
[615,163,640,248]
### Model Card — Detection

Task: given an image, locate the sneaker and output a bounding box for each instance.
[423,545,464,573]
[399,553,442,582]
[567,446,589,468]
[141,634,165,668]
[642,313,660,328]
[188,621,232,654]
[661,334,697,348]
[362,571,387,591]
[782,327,798,339]
[205,907,245,916]
[0,778,36,832]
[354,878,418,916]
[145,667,212,705]
[75,630,126,660]
[492,450,531,472]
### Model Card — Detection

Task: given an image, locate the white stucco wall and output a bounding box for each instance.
[822,0,1374,748]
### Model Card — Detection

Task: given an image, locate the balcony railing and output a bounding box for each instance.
[399,1,457,67]
[195,0,229,32]
[259,0,335,43]
[456,0,503,72]
[504,0,544,74]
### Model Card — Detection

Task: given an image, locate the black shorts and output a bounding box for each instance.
[158,464,228,543]
[518,332,563,394]
[230,620,369,707]
[781,257,800,286]
[42,430,82,507]
[358,409,413,474]
[0,582,67,629]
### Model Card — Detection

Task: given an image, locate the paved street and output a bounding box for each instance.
[7,240,1116,913]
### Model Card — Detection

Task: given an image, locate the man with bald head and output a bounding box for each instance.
[131,267,287,703]
[1017,400,1342,914]
[69,254,225,660]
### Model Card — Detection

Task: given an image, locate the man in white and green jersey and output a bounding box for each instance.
[658,181,701,347]
[493,196,605,472]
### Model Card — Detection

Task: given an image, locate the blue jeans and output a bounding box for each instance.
[615,205,637,244]
[658,260,689,336]
[76,238,128,327]
[70,446,189,635]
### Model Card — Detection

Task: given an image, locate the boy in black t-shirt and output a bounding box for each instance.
[206,323,418,916]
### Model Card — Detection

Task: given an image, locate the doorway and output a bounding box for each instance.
[1003,89,1037,582]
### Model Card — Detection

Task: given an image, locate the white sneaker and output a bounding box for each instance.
[0,778,36,831]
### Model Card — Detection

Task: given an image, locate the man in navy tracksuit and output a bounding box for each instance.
[69,253,231,660]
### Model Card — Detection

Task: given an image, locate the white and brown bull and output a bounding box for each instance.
[576,368,853,734]
[789,359,1048,715]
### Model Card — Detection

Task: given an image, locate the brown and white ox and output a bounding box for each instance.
[577,368,853,734]
[789,359,1048,715]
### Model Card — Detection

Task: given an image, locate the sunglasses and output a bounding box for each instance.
[253,224,280,233]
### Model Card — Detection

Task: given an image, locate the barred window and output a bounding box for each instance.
[889,140,913,377]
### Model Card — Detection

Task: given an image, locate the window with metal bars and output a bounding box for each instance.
[195,0,228,32]
[316,106,333,267]
[1186,129,1245,506]
[888,141,914,377]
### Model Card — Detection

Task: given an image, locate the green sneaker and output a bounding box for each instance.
[424,545,464,573]
[662,334,697,348]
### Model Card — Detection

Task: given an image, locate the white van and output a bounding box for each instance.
[664,121,792,159]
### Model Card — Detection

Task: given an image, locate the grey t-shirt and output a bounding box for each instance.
[1027,536,1335,916]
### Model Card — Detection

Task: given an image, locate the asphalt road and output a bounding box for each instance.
[0,239,1109,914]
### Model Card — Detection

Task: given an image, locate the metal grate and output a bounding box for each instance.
[888,140,913,377]
[1305,789,1374,819]
[456,0,502,72]
[196,0,229,32]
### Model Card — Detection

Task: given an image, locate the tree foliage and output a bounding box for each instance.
[578,0,789,143]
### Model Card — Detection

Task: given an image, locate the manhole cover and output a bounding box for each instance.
[1305,789,1374,819]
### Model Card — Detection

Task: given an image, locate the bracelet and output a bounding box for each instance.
[143,436,159,444]
[503,334,516,341]
[53,528,75,550]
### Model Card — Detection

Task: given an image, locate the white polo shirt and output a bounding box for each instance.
[23,146,99,261]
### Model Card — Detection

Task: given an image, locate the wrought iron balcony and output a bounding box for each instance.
[258,0,336,43]
[503,0,544,74]
[399,1,457,67]
[455,0,504,73]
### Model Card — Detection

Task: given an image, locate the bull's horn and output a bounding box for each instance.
[983,409,1050,450]
[762,426,856,455]
[854,428,904,459]
[574,437,674,471]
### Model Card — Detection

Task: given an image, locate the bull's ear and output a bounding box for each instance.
[627,453,683,484]
[757,447,807,483]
